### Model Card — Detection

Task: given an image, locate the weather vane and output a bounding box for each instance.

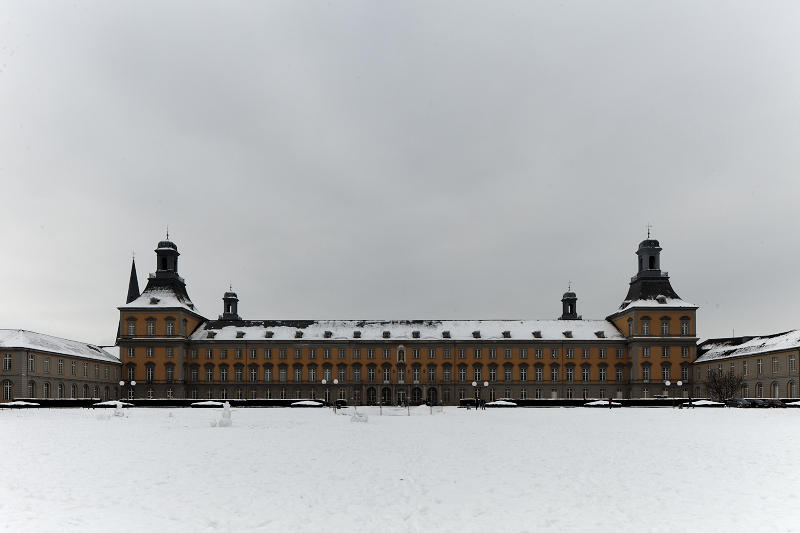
[166,226,169,240]
[646,223,652,238]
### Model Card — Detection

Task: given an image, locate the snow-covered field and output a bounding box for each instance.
[2,405,800,532]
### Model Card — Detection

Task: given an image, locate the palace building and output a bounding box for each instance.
[0,329,121,402]
[115,236,699,404]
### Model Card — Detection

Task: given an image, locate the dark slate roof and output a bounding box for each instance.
[126,259,141,304]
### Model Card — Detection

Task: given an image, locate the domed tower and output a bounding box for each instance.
[560,290,580,320]
[220,290,240,321]
[621,238,681,305]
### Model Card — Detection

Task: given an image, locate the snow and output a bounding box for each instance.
[696,329,800,363]
[191,319,626,342]
[191,401,224,407]
[291,400,323,407]
[0,401,39,407]
[690,399,724,407]
[485,400,517,407]
[617,296,697,311]
[3,407,800,532]
[93,401,132,407]
[583,400,621,407]
[0,329,119,363]
[119,287,199,314]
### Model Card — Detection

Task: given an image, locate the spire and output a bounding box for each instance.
[126,257,141,304]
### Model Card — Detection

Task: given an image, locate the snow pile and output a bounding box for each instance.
[0,401,39,407]
[486,400,517,407]
[350,411,369,423]
[691,399,724,407]
[583,400,621,407]
[290,401,323,407]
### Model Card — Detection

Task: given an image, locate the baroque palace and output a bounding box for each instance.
[114,235,700,405]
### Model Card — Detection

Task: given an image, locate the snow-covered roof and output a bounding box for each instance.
[0,330,120,363]
[119,287,199,314]
[190,319,625,342]
[696,330,800,363]
[616,296,696,312]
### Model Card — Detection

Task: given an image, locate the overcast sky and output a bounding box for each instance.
[1,1,798,346]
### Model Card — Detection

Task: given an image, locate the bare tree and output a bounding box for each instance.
[702,370,744,400]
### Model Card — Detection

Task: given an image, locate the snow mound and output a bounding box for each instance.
[94,401,132,407]
[291,401,323,407]
[584,400,622,407]
[1,401,39,407]
[191,401,224,407]
[350,411,369,423]
[691,400,724,407]
[486,400,517,407]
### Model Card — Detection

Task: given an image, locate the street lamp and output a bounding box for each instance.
[119,380,136,401]
[664,380,683,408]
[321,378,338,409]
[471,381,489,409]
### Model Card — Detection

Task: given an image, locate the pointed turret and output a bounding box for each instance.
[126,258,140,304]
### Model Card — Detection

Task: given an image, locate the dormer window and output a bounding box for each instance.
[295,331,303,339]
[236,331,245,339]
[472,331,481,339]
[502,331,511,339]
[563,331,573,338]
[442,331,451,339]
[412,331,420,339]
[594,331,605,338]
[383,331,390,339]
[149,297,160,305]
[324,331,332,339]
[264,331,274,338]
[207,331,216,339]
[532,331,542,338]
[353,331,361,338]
[656,295,667,304]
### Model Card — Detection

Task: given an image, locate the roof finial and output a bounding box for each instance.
[646,223,652,239]
[229,282,232,291]
[166,226,169,240]
[132,251,135,260]
[568,280,571,291]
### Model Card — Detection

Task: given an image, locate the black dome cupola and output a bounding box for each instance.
[620,235,681,307]
[560,286,581,320]
[155,233,180,279]
[220,289,240,320]
[635,239,662,278]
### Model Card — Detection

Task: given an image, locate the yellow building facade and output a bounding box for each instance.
[117,236,698,404]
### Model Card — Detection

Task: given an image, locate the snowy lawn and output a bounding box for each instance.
[2,406,800,532]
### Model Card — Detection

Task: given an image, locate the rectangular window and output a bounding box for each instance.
[353,348,360,359]
[443,368,451,381]
[566,349,573,359]
[730,362,735,374]
[428,367,435,381]
[104,366,109,379]
[473,368,481,381]
[309,367,317,382]
[550,367,558,381]
[147,322,155,336]
[279,368,287,382]
[458,349,466,359]
[220,368,228,381]
[535,367,543,381]
[166,348,174,358]
[681,321,690,335]
[582,367,590,381]
[599,349,606,359]
[582,349,589,359]
[616,349,624,359]
[474,349,482,359]
[520,367,527,382]
[641,321,650,335]
[265,349,272,359]
[662,347,669,358]
[95,364,99,379]
[616,368,623,381]
[757,358,763,375]
[565,367,574,382]
[368,349,375,359]
[681,347,690,358]
[2,353,12,371]
[146,348,154,358]
[166,367,175,381]
[44,357,50,374]
[206,349,213,359]
[71,361,76,376]
[412,367,420,381]
[443,348,451,359]
[642,366,650,381]
[84,362,89,377]
[412,349,420,359]
[353,368,361,381]
[279,349,287,359]
[294,368,302,382]
[249,349,257,359]
[772,356,778,373]
[166,321,174,335]
[339,348,347,359]
[599,367,607,382]
[681,366,689,381]
[308,348,316,359]
[458,367,467,381]
[663,366,670,381]
[220,349,228,359]
[504,349,512,359]
[58,359,64,375]
[520,348,527,359]
[294,348,302,359]
[235,349,242,359]
[127,322,136,336]
[551,349,558,359]
[383,368,391,381]
[264,368,272,382]
[383,349,390,360]
[428,348,436,359]
[535,349,543,359]
[489,349,497,359]
[191,349,198,359]
[661,322,669,336]
[743,360,748,376]
[791,354,796,372]
[642,347,650,358]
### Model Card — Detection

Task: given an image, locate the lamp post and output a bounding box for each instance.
[119,380,136,401]
[471,381,489,409]
[321,378,338,410]
[664,380,683,408]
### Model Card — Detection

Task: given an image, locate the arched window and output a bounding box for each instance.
[28,381,36,398]
[70,384,77,399]
[43,382,51,399]
[649,255,655,269]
